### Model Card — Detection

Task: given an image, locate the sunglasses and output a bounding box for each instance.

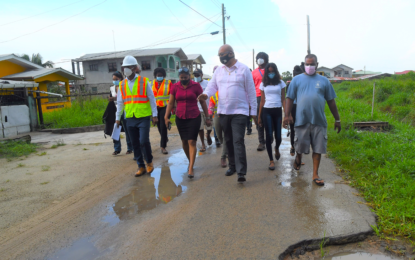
[178,67,190,73]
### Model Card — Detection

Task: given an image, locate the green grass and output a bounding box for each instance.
[41,165,50,171]
[43,98,108,129]
[325,73,415,241]
[0,141,38,158]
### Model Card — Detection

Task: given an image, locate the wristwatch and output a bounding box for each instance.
[335,120,341,123]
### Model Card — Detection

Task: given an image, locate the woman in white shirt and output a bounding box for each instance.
[258,63,286,170]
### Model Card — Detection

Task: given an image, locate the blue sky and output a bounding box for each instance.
[1,0,415,75]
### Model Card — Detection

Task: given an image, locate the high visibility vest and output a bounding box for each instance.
[119,76,152,118]
[209,91,219,116]
[152,79,171,107]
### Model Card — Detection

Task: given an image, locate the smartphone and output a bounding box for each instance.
[167,122,172,131]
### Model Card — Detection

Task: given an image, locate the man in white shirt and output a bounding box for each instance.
[193,68,212,152]
[116,56,158,177]
[198,44,257,183]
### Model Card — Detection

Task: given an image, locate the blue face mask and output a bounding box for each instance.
[268,73,275,79]
[157,77,164,82]
[113,80,120,86]
[194,76,202,82]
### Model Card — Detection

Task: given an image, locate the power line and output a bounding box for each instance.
[210,0,221,8]
[0,0,107,44]
[162,0,190,31]
[228,18,250,51]
[0,0,86,27]
[178,0,221,28]
[183,14,221,48]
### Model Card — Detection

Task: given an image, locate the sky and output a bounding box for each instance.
[1,0,415,76]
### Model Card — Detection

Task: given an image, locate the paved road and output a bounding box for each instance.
[1,127,376,259]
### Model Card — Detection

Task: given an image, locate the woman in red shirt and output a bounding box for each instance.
[165,67,211,178]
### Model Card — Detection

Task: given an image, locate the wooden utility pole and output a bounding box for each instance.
[307,15,310,54]
[222,4,226,44]
[252,49,255,70]
[371,82,376,118]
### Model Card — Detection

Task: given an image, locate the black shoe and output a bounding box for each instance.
[237,174,246,183]
[225,169,236,176]
[247,130,252,135]
[215,138,221,147]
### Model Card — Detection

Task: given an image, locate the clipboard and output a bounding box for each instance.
[111,123,121,141]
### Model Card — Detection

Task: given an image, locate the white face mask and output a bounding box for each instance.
[124,68,133,77]
[257,58,264,65]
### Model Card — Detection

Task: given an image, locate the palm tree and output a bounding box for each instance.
[20,53,54,68]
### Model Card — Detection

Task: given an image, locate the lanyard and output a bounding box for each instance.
[258,68,263,77]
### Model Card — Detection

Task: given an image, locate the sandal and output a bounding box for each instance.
[290,148,295,156]
[275,147,280,161]
[112,151,120,155]
[293,156,302,171]
[199,147,206,152]
[161,148,168,154]
[269,161,275,170]
[206,134,212,146]
[126,150,133,154]
[313,178,325,186]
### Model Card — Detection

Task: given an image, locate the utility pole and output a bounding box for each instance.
[222,3,226,44]
[307,15,310,54]
[252,49,255,70]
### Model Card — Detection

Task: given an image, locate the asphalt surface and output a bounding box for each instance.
[1,127,376,259]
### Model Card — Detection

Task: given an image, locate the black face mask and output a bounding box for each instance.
[220,54,232,65]
[180,79,190,86]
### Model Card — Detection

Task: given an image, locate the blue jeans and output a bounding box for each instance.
[127,116,153,167]
[113,114,133,152]
[263,107,282,161]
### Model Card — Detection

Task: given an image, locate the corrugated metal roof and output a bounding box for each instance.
[0,80,39,88]
[0,53,44,70]
[74,47,188,62]
[395,70,415,75]
[356,73,392,80]
[353,70,381,75]
[333,64,354,70]
[1,68,83,80]
[183,54,206,64]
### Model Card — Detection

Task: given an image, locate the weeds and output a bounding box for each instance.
[0,141,38,158]
[50,145,58,149]
[56,139,65,146]
[37,152,47,156]
[41,165,50,171]
[83,148,88,150]
[326,75,415,242]
[320,230,328,258]
[17,163,25,167]
[6,180,10,183]
[0,188,5,192]
[40,182,49,185]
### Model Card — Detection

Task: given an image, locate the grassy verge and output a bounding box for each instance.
[0,141,38,158]
[325,75,415,242]
[43,98,108,129]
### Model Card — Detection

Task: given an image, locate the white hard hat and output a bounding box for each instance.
[122,55,138,66]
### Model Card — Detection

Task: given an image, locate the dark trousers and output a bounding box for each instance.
[219,114,248,175]
[263,107,283,161]
[157,106,170,148]
[256,96,265,144]
[127,116,152,168]
[290,104,297,147]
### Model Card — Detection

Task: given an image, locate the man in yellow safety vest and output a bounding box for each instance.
[116,55,158,177]
[152,67,172,155]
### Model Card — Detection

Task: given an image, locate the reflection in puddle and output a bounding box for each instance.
[48,237,105,260]
[323,252,399,260]
[105,150,188,222]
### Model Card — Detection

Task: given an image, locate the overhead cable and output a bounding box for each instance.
[178,0,221,28]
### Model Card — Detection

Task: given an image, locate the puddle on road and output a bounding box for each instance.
[103,150,188,223]
[48,237,106,260]
[322,252,399,260]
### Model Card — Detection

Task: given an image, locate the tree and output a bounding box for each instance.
[20,53,54,68]
[282,71,293,81]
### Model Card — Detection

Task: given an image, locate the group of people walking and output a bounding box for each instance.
[107,44,342,186]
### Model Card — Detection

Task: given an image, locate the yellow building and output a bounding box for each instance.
[0,54,83,113]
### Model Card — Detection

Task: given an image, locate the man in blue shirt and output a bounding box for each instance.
[283,54,341,186]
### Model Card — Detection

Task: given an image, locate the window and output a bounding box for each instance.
[344,71,349,75]
[108,62,117,72]
[141,61,151,71]
[91,87,97,93]
[158,62,162,67]
[176,61,180,70]
[89,64,98,71]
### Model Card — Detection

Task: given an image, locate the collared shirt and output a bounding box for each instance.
[116,74,157,120]
[170,80,203,119]
[252,67,264,97]
[204,61,257,116]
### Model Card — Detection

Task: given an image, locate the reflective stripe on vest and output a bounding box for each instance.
[209,91,219,115]
[120,76,152,118]
[152,79,170,107]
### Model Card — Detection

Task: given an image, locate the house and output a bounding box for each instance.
[332,64,354,78]
[395,70,415,75]
[317,66,335,78]
[72,48,207,93]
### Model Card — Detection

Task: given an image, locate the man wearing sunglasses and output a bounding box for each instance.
[198,44,257,183]
[116,55,158,177]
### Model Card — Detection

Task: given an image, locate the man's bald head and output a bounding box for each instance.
[218,44,234,54]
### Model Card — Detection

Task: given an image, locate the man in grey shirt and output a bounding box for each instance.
[284,54,341,186]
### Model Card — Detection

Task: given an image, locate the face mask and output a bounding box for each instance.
[220,53,231,65]
[194,77,202,82]
[257,58,264,65]
[180,79,190,86]
[124,68,133,77]
[113,80,120,86]
[305,65,316,75]
[157,77,164,82]
[268,73,275,79]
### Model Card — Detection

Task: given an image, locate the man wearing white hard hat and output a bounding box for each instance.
[116,55,158,177]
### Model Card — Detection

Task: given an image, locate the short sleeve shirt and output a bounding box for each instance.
[171,81,203,119]
[259,80,286,108]
[286,74,337,127]
[252,68,264,97]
